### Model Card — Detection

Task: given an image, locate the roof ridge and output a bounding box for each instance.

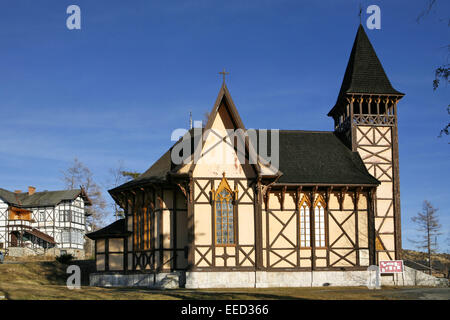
[277,130,334,134]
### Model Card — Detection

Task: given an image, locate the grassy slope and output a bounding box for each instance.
[402,249,450,276]
[0,260,448,300]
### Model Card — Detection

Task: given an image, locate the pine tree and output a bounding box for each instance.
[411,200,442,274]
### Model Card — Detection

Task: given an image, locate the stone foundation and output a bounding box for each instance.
[90,272,185,289]
[90,266,448,288]
[6,247,85,259]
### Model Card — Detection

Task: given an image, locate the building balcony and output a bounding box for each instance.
[7,219,33,230]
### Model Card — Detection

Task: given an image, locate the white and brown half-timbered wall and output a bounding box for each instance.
[0,191,90,253]
[334,94,402,262]
[0,199,8,249]
[261,186,375,271]
[189,176,257,271]
[101,185,189,273]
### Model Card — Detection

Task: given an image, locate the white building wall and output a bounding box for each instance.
[0,199,8,248]
[0,196,88,252]
[52,196,86,250]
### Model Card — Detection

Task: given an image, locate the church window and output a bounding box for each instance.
[314,195,326,248]
[214,176,235,245]
[299,195,311,247]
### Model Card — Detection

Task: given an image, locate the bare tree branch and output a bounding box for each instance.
[61,158,107,228]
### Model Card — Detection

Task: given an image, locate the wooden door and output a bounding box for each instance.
[10,232,18,247]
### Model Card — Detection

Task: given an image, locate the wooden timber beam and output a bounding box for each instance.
[264,186,271,211]
[280,186,287,211]
[176,183,188,204]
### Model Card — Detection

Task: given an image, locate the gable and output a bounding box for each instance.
[192,99,256,179]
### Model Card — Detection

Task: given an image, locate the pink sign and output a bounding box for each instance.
[379,260,404,273]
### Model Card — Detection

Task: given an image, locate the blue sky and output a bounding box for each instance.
[0,0,448,251]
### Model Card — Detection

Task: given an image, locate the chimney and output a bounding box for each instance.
[14,190,22,194]
[28,186,36,196]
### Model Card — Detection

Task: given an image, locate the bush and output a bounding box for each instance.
[56,253,74,264]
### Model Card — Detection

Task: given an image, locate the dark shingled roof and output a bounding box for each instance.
[329,25,403,116]
[339,24,403,95]
[0,188,90,207]
[86,219,130,239]
[273,131,379,185]
[109,128,197,192]
[110,130,379,192]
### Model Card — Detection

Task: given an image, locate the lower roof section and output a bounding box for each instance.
[86,219,130,240]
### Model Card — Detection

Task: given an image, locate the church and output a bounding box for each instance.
[88,25,405,288]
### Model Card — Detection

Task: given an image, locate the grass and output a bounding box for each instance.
[0,260,448,300]
[402,249,450,277]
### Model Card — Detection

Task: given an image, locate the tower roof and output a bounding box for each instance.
[329,25,403,116]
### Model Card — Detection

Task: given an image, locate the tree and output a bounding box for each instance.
[121,171,141,180]
[203,111,210,127]
[107,160,140,220]
[410,200,442,274]
[417,0,449,136]
[61,158,107,228]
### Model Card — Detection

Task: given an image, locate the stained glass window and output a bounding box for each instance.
[215,189,234,245]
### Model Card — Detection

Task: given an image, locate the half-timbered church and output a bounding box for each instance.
[88,25,406,288]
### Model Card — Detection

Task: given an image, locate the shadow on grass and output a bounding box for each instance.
[36,260,96,286]
[103,287,307,300]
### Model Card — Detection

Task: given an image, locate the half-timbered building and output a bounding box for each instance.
[0,186,91,258]
[88,25,406,288]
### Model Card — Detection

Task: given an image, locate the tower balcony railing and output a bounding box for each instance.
[353,114,396,126]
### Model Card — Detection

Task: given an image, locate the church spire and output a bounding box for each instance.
[329,25,403,117]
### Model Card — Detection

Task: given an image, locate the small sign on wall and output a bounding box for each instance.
[379,260,403,273]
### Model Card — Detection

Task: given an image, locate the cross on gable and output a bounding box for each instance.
[218,68,229,83]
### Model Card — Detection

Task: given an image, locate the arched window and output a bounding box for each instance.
[299,195,311,248]
[314,195,326,248]
[214,176,235,245]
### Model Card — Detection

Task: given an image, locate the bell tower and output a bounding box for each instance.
[328,25,404,262]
